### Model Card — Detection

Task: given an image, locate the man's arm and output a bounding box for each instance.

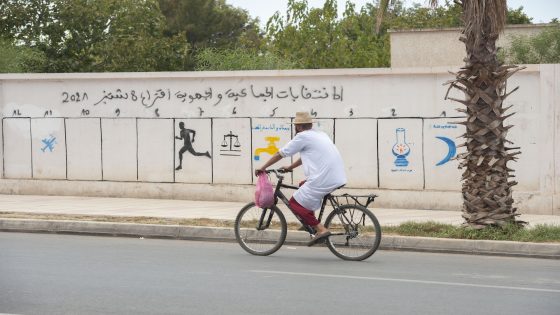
[255,152,283,176]
[282,158,302,171]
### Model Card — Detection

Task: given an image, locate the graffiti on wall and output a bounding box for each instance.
[433,123,458,166]
[392,128,410,168]
[435,136,456,166]
[87,85,344,107]
[175,121,211,171]
[220,131,242,156]
[53,85,347,119]
[254,137,280,161]
[40,135,57,152]
[2,117,463,189]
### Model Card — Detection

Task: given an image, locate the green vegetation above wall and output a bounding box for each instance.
[0,0,538,72]
[503,24,560,64]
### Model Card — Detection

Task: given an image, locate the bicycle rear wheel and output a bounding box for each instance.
[324,204,381,261]
[234,202,287,256]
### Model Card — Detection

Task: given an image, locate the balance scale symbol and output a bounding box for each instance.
[220,131,241,156]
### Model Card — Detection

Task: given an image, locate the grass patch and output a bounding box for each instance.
[1,212,559,243]
[0,212,235,228]
[383,221,560,243]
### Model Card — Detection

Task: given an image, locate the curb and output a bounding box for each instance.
[1,218,559,259]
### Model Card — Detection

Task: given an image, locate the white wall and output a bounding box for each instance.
[0,66,558,215]
[390,24,554,67]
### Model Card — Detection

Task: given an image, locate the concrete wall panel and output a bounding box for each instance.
[336,119,378,188]
[101,118,137,181]
[251,118,292,182]
[424,118,464,191]
[506,72,541,191]
[66,118,102,180]
[3,118,32,179]
[173,119,212,184]
[314,119,334,140]
[31,118,66,179]
[212,118,252,184]
[378,119,424,189]
[137,119,174,182]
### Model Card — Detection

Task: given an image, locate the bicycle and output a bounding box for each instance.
[234,169,382,261]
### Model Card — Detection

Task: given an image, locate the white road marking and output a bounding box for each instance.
[250,270,560,293]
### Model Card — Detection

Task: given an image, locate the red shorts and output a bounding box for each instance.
[289,197,319,226]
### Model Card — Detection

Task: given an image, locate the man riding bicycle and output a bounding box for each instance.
[255,112,347,246]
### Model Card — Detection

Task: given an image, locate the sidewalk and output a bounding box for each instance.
[1,194,559,227]
[1,194,559,259]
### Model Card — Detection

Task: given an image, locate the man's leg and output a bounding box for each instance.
[293,180,329,234]
[288,198,330,236]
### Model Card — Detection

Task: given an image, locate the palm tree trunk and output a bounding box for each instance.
[445,0,524,228]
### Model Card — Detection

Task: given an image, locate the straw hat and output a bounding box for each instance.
[293,112,313,124]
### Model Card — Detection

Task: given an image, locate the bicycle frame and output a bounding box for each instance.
[268,170,344,235]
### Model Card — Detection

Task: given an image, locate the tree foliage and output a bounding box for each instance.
[0,38,46,73]
[506,6,533,25]
[265,0,390,68]
[504,24,560,64]
[374,1,530,34]
[264,0,533,70]
[194,48,300,71]
[0,0,189,72]
[387,1,463,30]
[158,0,261,50]
[157,0,262,70]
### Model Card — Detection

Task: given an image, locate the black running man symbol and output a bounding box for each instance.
[175,122,211,170]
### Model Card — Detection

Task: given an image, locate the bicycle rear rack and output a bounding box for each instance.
[331,193,378,208]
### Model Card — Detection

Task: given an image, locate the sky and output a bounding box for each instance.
[226,0,559,26]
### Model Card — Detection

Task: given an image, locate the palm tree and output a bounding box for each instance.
[378,0,524,228]
[445,0,524,228]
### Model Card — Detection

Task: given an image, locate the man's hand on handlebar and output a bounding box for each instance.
[254,168,293,177]
[278,166,292,173]
[254,168,265,177]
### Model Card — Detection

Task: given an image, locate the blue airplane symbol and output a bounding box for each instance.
[41,136,57,152]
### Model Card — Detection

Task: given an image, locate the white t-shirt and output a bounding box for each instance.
[279,129,347,211]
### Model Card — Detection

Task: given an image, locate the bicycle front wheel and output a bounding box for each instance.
[234,202,287,256]
[325,204,381,261]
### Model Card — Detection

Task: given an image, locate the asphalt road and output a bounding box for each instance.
[1,232,559,315]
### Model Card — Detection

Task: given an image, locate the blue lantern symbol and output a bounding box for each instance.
[392,128,410,167]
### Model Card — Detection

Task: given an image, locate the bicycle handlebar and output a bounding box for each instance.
[257,168,292,177]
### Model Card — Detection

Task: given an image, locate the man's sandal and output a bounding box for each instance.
[307,231,332,247]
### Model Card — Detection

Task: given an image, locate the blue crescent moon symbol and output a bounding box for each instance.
[435,136,456,166]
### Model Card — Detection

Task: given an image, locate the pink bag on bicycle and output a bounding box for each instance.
[255,174,274,208]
